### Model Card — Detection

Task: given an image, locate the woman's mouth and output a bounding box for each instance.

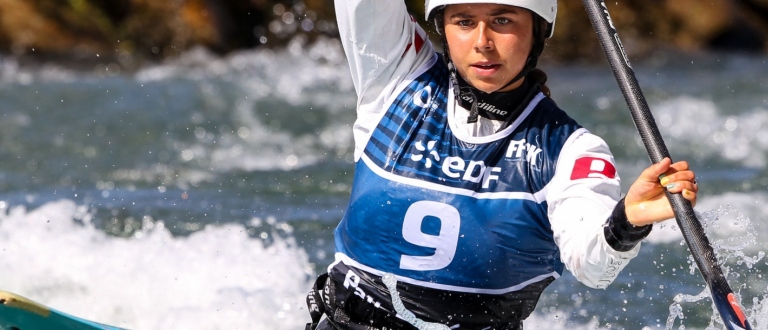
[471,63,501,75]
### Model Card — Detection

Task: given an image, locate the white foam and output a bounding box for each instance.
[646,191,768,249]
[204,96,353,172]
[134,37,353,104]
[653,95,768,167]
[642,191,767,329]
[132,37,357,173]
[0,200,313,330]
[0,199,638,330]
[522,311,602,329]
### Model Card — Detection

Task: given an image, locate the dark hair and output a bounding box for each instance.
[528,68,551,98]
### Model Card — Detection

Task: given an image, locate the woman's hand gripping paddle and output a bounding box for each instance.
[579,0,751,328]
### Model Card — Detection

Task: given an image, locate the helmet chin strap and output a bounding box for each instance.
[441,36,483,123]
[437,13,545,123]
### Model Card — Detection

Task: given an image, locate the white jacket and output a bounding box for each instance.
[334,0,644,290]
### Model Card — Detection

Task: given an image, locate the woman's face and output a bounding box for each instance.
[443,4,534,93]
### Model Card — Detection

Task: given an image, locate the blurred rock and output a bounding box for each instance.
[0,0,765,66]
[545,0,767,61]
[0,0,337,68]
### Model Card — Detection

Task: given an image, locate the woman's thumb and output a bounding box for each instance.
[643,157,671,181]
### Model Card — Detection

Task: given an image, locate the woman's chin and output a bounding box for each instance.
[467,81,502,94]
[471,78,525,93]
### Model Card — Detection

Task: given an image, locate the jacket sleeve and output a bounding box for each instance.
[546,129,651,289]
[334,0,435,160]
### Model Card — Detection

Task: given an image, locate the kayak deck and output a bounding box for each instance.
[0,291,126,330]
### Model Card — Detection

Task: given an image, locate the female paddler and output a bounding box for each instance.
[305,1,698,329]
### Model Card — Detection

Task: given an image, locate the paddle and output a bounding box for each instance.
[579,1,752,329]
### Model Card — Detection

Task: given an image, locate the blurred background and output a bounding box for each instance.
[1,1,768,330]
[0,0,767,65]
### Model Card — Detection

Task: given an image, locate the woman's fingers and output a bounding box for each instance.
[657,159,698,209]
[683,189,697,206]
[659,171,695,188]
[625,158,699,226]
[640,157,672,183]
[659,160,696,187]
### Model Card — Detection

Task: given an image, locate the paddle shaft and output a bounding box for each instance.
[579,0,751,329]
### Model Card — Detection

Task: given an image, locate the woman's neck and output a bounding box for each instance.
[455,74,533,122]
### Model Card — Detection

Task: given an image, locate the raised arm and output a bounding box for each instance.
[335,0,431,96]
[335,0,435,160]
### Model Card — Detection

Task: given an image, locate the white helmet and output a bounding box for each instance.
[425,0,557,37]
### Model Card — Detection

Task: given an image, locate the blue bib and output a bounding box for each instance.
[335,58,582,292]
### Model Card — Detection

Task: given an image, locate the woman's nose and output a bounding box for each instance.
[474,22,494,51]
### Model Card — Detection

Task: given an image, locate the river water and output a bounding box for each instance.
[1,38,767,329]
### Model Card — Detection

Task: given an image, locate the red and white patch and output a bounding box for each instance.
[570,157,617,180]
[403,20,426,56]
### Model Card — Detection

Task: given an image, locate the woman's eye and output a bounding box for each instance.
[495,18,510,25]
[457,20,472,27]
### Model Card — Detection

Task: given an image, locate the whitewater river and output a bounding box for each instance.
[1,38,767,329]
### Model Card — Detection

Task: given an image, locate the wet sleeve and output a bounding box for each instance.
[334,0,436,161]
[334,0,432,98]
[546,129,649,289]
